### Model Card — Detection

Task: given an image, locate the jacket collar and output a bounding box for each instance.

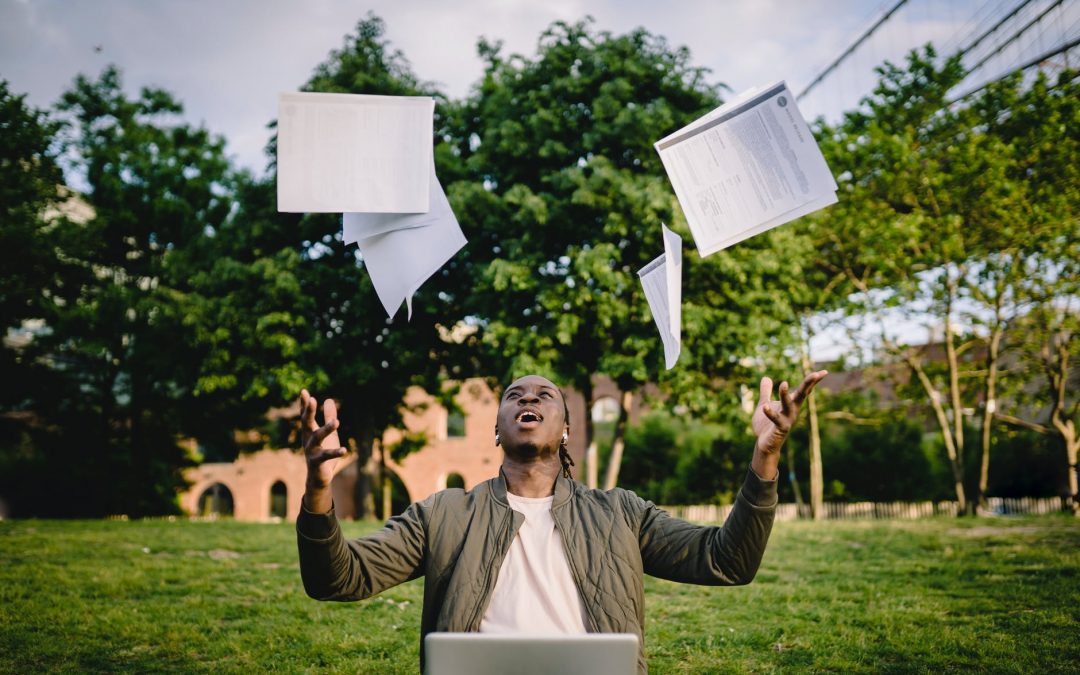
[493,466,574,508]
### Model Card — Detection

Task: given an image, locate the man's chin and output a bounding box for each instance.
[501,440,551,459]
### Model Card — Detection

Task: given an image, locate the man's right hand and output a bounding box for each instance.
[300,389,348,513]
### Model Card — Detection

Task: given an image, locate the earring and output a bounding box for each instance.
[562,433,568,444]
[495,433,500,446]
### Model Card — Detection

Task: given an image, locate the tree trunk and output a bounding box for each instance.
[1046,334,1079,516]
[602,389,634,491]
[908,356,968,514]
[582,380,598,489]
[355,433,377,521]
[807,390,824,520]
[978,326,1003,510]
[800,340,824,520]
[378,434,393,521]
[786,441,807,519]
[586,442,599,489]
[382,475,392,522]
[942,273,971,515]
[1066,437,1080,517]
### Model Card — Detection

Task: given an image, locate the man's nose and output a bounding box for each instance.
[519,391,540,404]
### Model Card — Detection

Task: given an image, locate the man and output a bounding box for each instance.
[297,371,826,673]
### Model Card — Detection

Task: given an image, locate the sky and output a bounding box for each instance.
[0,0,972,177]
[2,0,996,360]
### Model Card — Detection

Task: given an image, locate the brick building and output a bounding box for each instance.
[179,377,647,522]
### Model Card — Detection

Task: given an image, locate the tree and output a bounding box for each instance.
[254,15,463,517]
[0,66,238,516]
[811,48,1078,514]
[976,68,1080,514]
[0,81,64,508]
[993,231,1080,515]
[0,80,62,355]
[449,19,797,488]
[786,48,1048,517]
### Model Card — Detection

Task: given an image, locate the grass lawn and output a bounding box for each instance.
[1,515,1077,674]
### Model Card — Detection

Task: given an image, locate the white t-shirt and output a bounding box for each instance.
[478,493,590,634]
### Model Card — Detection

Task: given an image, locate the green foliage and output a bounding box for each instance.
[619,411,750,504]
[809,47,1080,506]
[2,16,1077,515]
[0,66,240,516]
[0,80,62,351]
[819,418,946,502]
[0,83,64,505]
[279,16,463,475]
[450,19,753,401]
[987,427,1069,499]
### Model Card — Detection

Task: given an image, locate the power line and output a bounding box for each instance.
[943,0,1016,55]
[947,33,1080,102]
[958,0,1038,56]
[797,0,911,100]
[966,0,1068,73]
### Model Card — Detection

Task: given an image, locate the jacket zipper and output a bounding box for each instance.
[466,508,515,630]
[555,505,598,632]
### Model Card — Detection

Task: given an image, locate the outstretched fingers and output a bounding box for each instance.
[323,397,339,426]
[758,376,774,406]
[779,381,792,417]
[313,445,348,463]
[300,389,318,431]
[308,418,339,449]
[761,401,783,427]
[791,370,829,404]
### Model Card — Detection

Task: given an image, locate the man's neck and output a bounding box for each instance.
[501,455,561,498]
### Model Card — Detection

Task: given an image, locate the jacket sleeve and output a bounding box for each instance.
[635,467,777,586]
[296,497,429,601]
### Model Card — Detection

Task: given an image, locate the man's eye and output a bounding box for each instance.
[541,391,552,398]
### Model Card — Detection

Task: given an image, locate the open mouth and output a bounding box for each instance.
[516,409,544,424]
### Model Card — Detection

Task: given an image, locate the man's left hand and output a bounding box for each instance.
[750,370,827,479]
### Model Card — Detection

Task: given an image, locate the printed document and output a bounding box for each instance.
[638,224,683,369]
[277,92,434,213]
[655,82,836,257]
[354,162,466,321]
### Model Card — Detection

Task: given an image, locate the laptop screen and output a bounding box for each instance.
[424,633,639,675]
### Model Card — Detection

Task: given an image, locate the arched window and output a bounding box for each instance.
[447,411,466,438]
[269,481,287,519]
[446,472,466,490]
[197,483,234,517]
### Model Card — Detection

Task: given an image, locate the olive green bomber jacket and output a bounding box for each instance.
[296,468,778,674]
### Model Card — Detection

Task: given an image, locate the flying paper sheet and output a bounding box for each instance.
[354,163,466,320]
[342,177,446,244]
[638,224,683,369]
[277,92,434,213]
[655,82,837,257]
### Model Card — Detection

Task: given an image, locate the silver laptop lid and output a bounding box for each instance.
[424,633,639,675]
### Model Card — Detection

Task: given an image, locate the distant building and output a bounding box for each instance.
[179,377,648,522]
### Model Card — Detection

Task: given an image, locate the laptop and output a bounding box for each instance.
[424,633,639,675]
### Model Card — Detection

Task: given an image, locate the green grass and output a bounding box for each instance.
[1,516,1077,674]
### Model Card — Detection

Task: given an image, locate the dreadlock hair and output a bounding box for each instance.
[558,393,575,480]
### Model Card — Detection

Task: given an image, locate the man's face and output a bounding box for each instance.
[496,375,568,456]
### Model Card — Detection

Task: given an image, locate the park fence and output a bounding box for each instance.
[662,495,1069,523]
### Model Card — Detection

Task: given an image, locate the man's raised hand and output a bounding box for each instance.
[300,389,348,488]
[750,371,827,479]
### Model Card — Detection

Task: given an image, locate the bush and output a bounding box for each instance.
[619,412,749,505]
[820,418,948,502]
